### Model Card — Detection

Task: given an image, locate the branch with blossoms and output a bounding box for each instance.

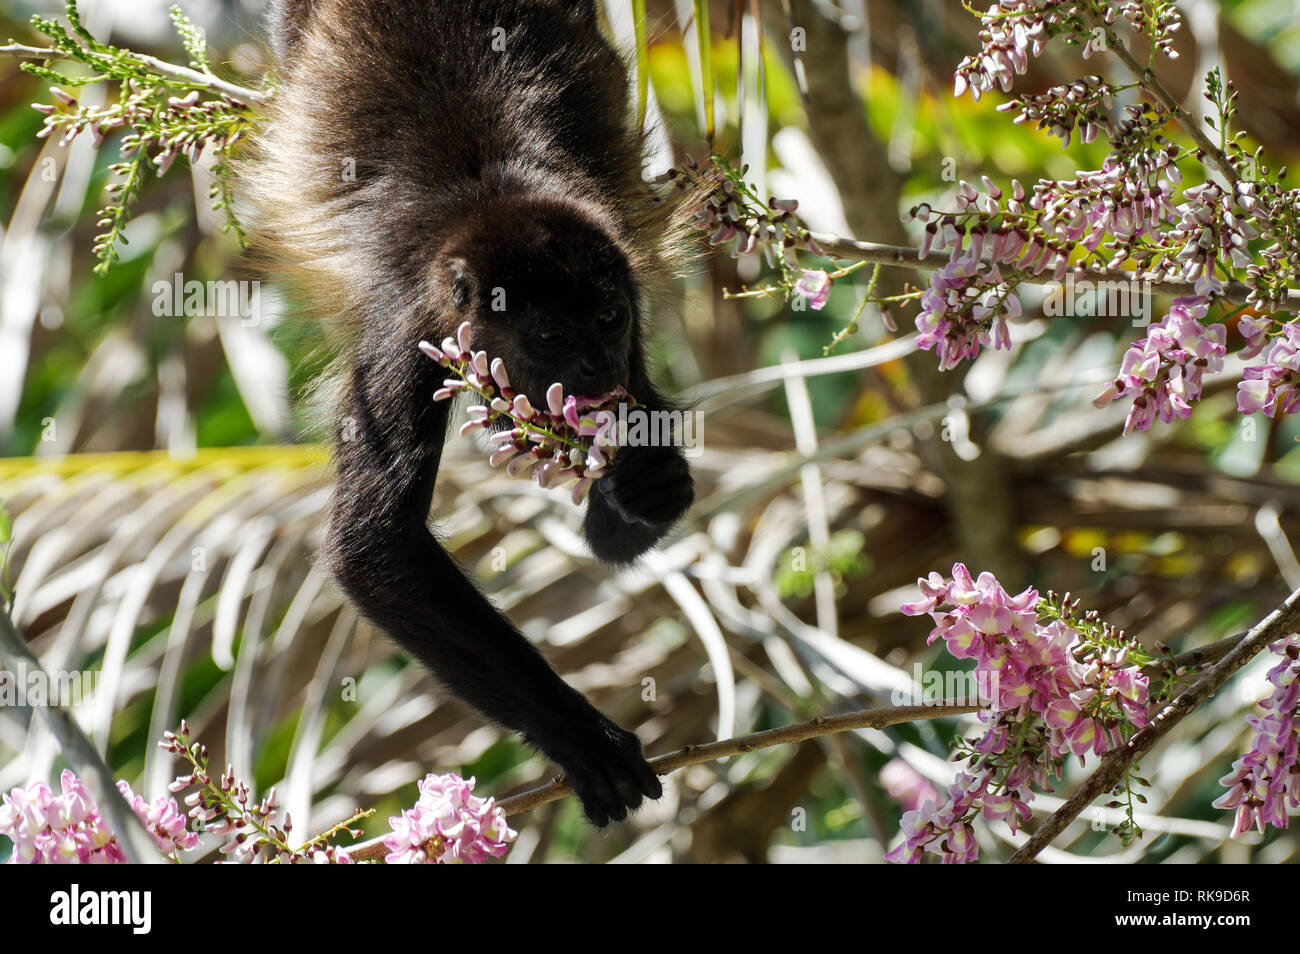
[885,566,1159,862]
[1010,583,1300,862]
[4,1,259,273]
[0,628,1265,865]
[334,631,1250,862]
[2,705,983,864]
[881,565,1300,864]
[0,721,516,865]
[161,723,372,864]
[342,701,985,862]
[681,0,1300,438]
[419,322,637,506]
[924,3,1300,429]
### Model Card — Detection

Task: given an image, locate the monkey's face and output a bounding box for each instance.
[442,201,640,404]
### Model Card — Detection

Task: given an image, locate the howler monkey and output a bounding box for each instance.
[246,1,694,826]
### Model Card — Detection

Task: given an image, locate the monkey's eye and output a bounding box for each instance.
[597,307,623,326]
[539,328,562,344]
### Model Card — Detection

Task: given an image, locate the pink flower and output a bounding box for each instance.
[880,759,940,813]
[794,269,833,310]
[981,789,1033,834]
[1238,315,1272,360]
[116,781,199,857]
[1215,636,1300,836]
[1094,295,1226,434]
[384,773,517,864]
[1238,323,1300,419]
[914,249,1021,371]
[884,799,939,864]
[0,771,124,864]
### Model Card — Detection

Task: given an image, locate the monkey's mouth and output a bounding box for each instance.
[568,379,630,404]
[526,374,630,409]
[480,379,633,434]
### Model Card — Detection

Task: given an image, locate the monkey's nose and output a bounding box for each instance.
[572,359,616,396]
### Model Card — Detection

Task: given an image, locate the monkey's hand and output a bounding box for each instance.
[583,444,694,564]
[533,713,663,827]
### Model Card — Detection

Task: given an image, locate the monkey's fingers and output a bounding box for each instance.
[556,719,664,827]
[606,447,694,526]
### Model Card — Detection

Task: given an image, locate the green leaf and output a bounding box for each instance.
[0,505,10,546]
[633,0,648,132]
[693,0,714,142]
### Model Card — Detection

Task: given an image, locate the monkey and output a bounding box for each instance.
[243,0,695,827]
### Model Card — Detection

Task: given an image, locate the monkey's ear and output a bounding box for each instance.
[445,257,476,311]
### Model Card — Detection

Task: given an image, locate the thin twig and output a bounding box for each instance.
[1141,632,1243,679]
[1008,585,1300,863]
[0,43,268,104]
[804,233,1293,307]
[1085,15,1232,182]
[343,702,982,861]
[1086,10,1299,306]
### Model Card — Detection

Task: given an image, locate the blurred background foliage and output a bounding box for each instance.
[1,0,1299,863]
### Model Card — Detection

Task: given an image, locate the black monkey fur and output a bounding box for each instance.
[246,0,695,826]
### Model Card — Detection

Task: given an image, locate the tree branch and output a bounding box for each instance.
[805,233,1294,307]
[343,702,982,862]
[1008,585,1300,863]
[1141,631,1244,680]
[0,43,267,104]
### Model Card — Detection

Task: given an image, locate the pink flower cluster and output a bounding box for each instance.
[384,773,517,865]
[1117,0,1183,58]
[1214,636,1300,837]
[1167,181,1258,291]
[687,163,824,268]
[903,565,1150,744]
[0,770,196,863]
[0,771,122,864]
[915,247,1023,370]
[911,194,1039,370]
[1037,149,1181,257]
[421,322,629,506]
[36,84,250,170]
[953,2,1070,100]
[1093,295,1227,434]
[116,780,199,858]
[887,564,1151,863]
[1238,321,1300,419]
[34,86,248,170]
[886,749,1046,865]
[999,77,1117,148]
[953,2,1181,102]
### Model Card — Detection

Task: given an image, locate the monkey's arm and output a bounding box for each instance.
[326,318,662,826]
